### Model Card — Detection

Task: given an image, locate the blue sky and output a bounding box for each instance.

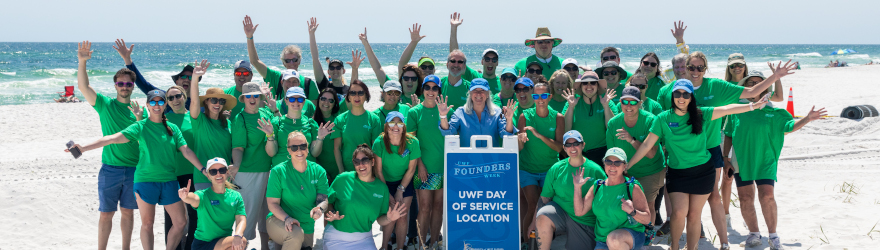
[8,0,879,44]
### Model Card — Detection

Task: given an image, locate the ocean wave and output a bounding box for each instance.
[786,52,822,57]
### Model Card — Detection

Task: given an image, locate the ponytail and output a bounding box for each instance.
[161,112,174,136]
[686,99,703,135]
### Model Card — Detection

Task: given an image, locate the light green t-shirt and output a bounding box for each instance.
[190,113,232,184]
[193,188,246,241]
[649,107,714,169]
[327,111,383,172]
[266,160,329,234]
[548,99,567,114]
[316,113,341,181]
[232,109,275,172]
[563,96,612,151]
[460,65,501,94]
[611,98,662,116]
[372,104,410,127]
[514,55,563,80]
[606,110,665,178]
[405,104,446,174]
[656,78,744,148]
[93,93,147,167]
[274,100,316,119]
[165,112,194,176]
[271,116,319,166]
[440,77,471,112]
[729,107,795,181]
[493,93,516,109]
[540,159,607,226]
[644,76,666,102]
[373,136,421,182]
[592,178,645,242]
[263,68,320,101]
[224,86,246,119]
[519,107,561,174]
[120,120,186,183]
[327,172,390,233]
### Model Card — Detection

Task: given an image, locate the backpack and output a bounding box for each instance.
[595,177,655,246]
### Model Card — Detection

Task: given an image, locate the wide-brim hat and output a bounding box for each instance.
[199,87,238,111]
[737,70,766,86]
[171,65,200,82]
[594,61,628,80]
[524,27,562,48]
[238,82,264,104]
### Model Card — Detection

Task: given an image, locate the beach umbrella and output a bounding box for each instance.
[830,49,857,55]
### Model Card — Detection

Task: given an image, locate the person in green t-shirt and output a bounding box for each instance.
[562,72,617,166]
[265,132,330,249]
[314,89,344,182]
[441,50,472,110]
[226,60,254,118]
[448,12,502,94]
[616,74,663,116]
[373,111,421,250]
[243,15,319,101]
[189,61,238,189]
[598,47,632,81]
[163,85,197,248]
[327,80,383,174]
[323,145,407,249]
[515,27,564,80]
[626,79,771,250]
[530,130,607,249]
[524,61,544,85]
[548,69,573,113]
[178,158,247,250]
[515,81,564,243]
[595,61,628,104]
[359,25,427,107]
[270,87,334,167]
[632,52,665,102]
[494,68,518,108]
[573,148,651,250]
[511,77,536,127]
[372,81,410,127]
[405,75,446,247]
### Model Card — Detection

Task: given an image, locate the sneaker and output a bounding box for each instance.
[720,243,730,250]
[769,236,783,250]
[726,214,731,228]
[657,222,671,236]
[745,233,762,247]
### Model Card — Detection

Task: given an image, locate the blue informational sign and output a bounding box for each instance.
[445,135,520,250]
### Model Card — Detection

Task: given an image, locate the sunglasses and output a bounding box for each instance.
[402,76,418,82]
[448,60,465,64]
[166,94,183,101]
[208,167,228,176]
[178,75,193,80]
[687,65,707,72]
[424,85,441,92]
[284,58,300,63]
[148,100,165,106]
[531,93,549,100]
[514,86,532,93]
[582,81,599,86]
[385,91,401,97]
[535,40,552,45]
[603,71,618,76]
[563,142,583,148]
[288,143,308,152]
[527,68,542,74]
[287,97,305,103]
[501,75,517,81]
[620,100,639,106]
[243,94,260,99]
[353,156,373,166]
[604,159,626,167]
[642,61,658,67]
[349,91,366,96]
[420,65,434,71]
[672,91,692,99]
[207,97,227,105]
[387,121,405,128]
[234,71,251,77]
[115,82,134,88]
[631,84,647,90]
[602,55,618,61]
[563,66,579,72]
[728,64,745,69]
[483,57,498,63]
[319,96,336,103]
[328,65,343,70]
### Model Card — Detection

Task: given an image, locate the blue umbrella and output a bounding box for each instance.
[830,49,857,55]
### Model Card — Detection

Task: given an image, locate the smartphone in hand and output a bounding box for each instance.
[67,140,82,159]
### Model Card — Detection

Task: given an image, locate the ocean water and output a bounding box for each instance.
[1,42,878,105]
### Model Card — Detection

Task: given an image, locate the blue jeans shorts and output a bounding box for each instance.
[519,170,546,188]
[98,163,138,212]
[594,228,646,250]
[134,180,182,205]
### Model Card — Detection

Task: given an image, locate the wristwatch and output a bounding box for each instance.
[397,185,406,191]
[628,209,637,216]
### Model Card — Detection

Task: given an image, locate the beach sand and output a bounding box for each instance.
[2,66,879,249]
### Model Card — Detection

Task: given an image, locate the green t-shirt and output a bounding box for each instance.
[612,98,662,116]
[120,120,186,183]
[263,68,320,101]
[273,100,316,119]
[93,93,147,167]
[316,113,341,180]
[460,65,501,94]
[512,103,533,128]
[232,109,275,172]
[540,159,607,226]
[493,93,516,109]
[165,112,194,176]
[562,96,611,151]
[592,178,645,242]
[326,111,383,172]
[190,113,233,183]
[649,107,714,169]
[405,104,446,174]
[271,116,319,166]
[729,107,794,181]
[606,83,626,104]
[266,160,329,234]
[373,136,422,182]
[606,110,665,178]
[440,77,471,112]
[372,104,410,127]
[548,99,567,114]
[644,76,666,102]
[657,78,744,148]
[520,107,561,174]
[224,86,246,119]
[327,172,390,233]
[193,188,246,241]
[514,55,563,80]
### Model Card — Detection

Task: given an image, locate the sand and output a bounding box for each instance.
[2,66,879,249]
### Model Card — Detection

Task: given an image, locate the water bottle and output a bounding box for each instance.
[528,230,538,250]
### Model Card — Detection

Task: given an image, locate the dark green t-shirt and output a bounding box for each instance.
[540,159,607,226]
[606,110,665,178]
[190,113,232,184]
[93,93,147,167]
[232,109,275,172]
[120,120,186,183]
[649,107,715,169]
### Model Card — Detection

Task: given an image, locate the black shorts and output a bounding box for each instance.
[191,237,221,250]
[666,159,715,195]
[734,173,775,187]
[386,179,416,198]
[708,146,724,169]
[583,146,607,168]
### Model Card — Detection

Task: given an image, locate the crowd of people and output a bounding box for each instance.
[65,14,829,250]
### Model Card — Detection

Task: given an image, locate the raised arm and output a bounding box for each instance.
[310,122,334,157]
[359,28,387,85]
[243,15,269,78]
[66,132,130,155]
[113,39,158,95]
[671,20,689,54]
[562,89,578,131]
[177,180,200,207]
[788,106,827,134]
[398,24,426,74]
[347,50,364,82]
[767,62,785,102]
[711,100,768,120]
[600,89,617,126]
[189,60,210,119]
[741,60,796,99]
[76,41,98,106]
[449,12,463,52]
[572,168,595,217]
[308,17,327,83]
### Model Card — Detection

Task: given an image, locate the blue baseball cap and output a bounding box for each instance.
[422,75,441,87]
[385,111,405,123]
[671,79,694,94]
[501,68,518,78]
[469,78,490,92]
[515,77,534,88]
[286,86,306,98]
[562,130,583,143]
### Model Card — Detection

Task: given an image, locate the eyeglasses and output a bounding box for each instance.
[672,91,692,99]
[328,65,343,70]
[387,121,405,128]
[115,82,134,88]
[620,100,639,106]
[402,76,418,82]
[287,97,305,103]
[582,81,599,86]
[642,61,658,67]
[207,97,227,105]
[353,157,373,166]
[385,91,401,97]
[319,96,336,103]
[178,75,193,80]
[234,71,251,76]
[527,68,542,74]
[603,71,618,76]
[284,58,300,64]
[531,93,549,100]
[728,64,745,69]
[424,85,441,92]
[287,143,308,152]
[420,65,434,71]
[501,75,517,81]
[148,100,165,106]
[208,167,228,176]
[349,91,366,96]
[535,40,552,45]
[602,55,618,61]
[514,86,532,93]
[243,94,260,99]
[563,66,579,72]
[448,60,465,64]
[563,142,583,148]
[631,84,647,90]
[745,80,761,86]
[167,94,183,101]
[483,56,498,63]
[687,65,707,72]
[604,159,626,167]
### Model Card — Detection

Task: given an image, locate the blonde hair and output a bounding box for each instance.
[548,69,572,96]
[287,131,308,147]
[280,45,303,60]
[686,51,709,72]
[166,86,188,100]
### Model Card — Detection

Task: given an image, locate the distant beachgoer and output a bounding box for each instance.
[405,75,445,248]
[359,25,425,106]
[327,80,382,173]
[372,111,421,250]
[515,27,564,80]
[243,15,320,101]
[178,158,248,250]
[562,72,616,166]
[449,12,502,94]
[439,78,517,148]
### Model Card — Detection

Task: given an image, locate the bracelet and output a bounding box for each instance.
[247,37,253,40]
[284,216,291,222]
[266,133,275,138]
[440,117,447,120]
[749,102,754,111]
[233,235,242,238]
[316,137,324,141]
[397,185,406,191]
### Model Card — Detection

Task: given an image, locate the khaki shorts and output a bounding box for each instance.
[266,216,305,248]
[635,168,666,204]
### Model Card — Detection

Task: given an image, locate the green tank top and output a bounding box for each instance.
[520,107,560,174]
[592,178,646,242]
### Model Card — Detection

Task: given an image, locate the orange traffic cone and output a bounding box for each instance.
[786,87,795,116]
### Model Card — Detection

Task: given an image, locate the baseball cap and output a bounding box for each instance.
[515,77,534,88]
[383,80,402,93]
[234,60,252,72]
[728,53,746,66]
[620,86,641,102]
[328,59,344,66]
[385,111,406,124]
[418,57,435,66]
[501,68,518,78]
[282,69,299,81]
[205,157,229,169]
[562,130,583,143]
[671,79,694,94]
[562,58,578,67]
[469,78,490,92]
[482,48,499,58]
[603,147,628,163]
[146,89,167,101]
[422,75,441,87]
[286,87,306,98]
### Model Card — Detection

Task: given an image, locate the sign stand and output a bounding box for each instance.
[444,135,520,250]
